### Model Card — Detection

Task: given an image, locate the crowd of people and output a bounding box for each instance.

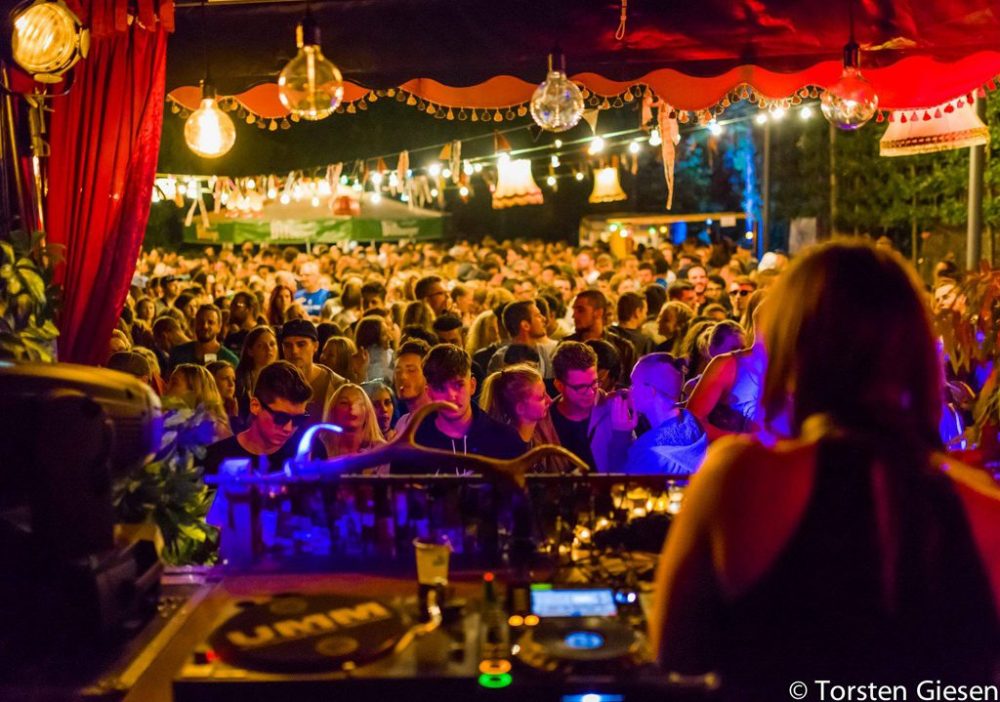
[98,232,1000,690]
[102,233,986,478]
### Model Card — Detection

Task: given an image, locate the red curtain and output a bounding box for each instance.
[46,1,173,366]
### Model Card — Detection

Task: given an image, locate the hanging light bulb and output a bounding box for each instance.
[648,129,662,147]
[821,40,878,130]
[278,8,344,121]
[708,121,723,136]
[754,113,769,125]
[530,51,585,132]
[184,81,236,159]
[588,136,605,155]
[11,0,90,83]
[628,140,641,154]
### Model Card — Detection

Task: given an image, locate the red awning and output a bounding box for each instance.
[164,0,1000,117]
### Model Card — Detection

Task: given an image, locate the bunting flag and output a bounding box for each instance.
[494,131,512,153]
[448,141,462,184]
[658,105,681,210]
[582,108,600,135]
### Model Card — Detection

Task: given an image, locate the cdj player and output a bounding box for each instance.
[173,576,713,702]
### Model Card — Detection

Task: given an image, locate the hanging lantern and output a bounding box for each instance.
[880,99,990,157]
[278,8,344,121]
[821,41,878,130]
[589,167,627,204]
[184,81,236,159]
[492,159,543,209]
[530,51,585,132]
[11,0,89,82]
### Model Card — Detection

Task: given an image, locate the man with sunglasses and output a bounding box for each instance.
[203,361,317,474]
[728,277,757,319]
[609,353,707,475]
[551,341,632,473]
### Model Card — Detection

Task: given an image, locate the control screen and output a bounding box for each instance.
[529,588,617,618]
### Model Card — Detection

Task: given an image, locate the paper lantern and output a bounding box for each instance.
[588,167,627,204]
[880,100,990,157]
[492,158,543,209]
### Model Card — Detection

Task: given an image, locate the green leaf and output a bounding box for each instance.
[15,263,45,304]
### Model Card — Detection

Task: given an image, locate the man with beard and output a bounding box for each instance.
[224,291,259,354]
[565,290,637,384]
[168,304,238,370]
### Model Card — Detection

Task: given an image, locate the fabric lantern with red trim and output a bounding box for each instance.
[589,165,627,204]
[880,99,990,157]
[493,155,543,209]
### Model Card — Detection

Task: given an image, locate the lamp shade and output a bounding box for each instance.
[492,158,543,209]
[589,167,627,204]
[880,101,990,157]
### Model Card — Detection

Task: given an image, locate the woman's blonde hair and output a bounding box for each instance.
[466,310,500,356]
[401,300,436,333]
[167,363,231,436]
[479,364,567,472]
[322,383,385,454]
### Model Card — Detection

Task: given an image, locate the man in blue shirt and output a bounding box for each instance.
[611,353,707,475]
[293,261,330,318]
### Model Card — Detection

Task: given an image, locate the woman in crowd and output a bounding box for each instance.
[235,325,279,422]
[363,381,397,441]
[401,300,436,336]
[466,309,501,357]
[165,363,232,440]
[266,284,294,328]
[655,301,694,355]
[322,383,386,466]
[207,360,240,433]
[651,241,1000,697]
[687,309,768,441]
[173,293,198,331]
[355,316,393,383]
[135,296,157,326]
[479,364,569,472]
[320,336,363,383]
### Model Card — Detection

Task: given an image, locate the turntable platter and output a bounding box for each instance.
[209,594,406,674]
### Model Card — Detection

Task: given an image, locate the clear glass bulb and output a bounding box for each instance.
[530,69,584,133]
[278,45,344,121]
[184,97,236,159]
[821,67,879,130]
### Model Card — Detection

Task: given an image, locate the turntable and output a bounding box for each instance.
[173,590,482,702]
[509,586,652,675]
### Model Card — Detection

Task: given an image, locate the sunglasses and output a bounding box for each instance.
[259,400,310,428]
[729,289,752,297]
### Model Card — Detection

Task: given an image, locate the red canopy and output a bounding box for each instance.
[165,0,1000,117]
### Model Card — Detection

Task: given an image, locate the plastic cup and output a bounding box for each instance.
[413,535,451,585]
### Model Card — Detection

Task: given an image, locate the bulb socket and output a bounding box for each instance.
[842,41,861,70]
[296,8,321,48]
[547,48,567,74]
[200,78,217,101]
